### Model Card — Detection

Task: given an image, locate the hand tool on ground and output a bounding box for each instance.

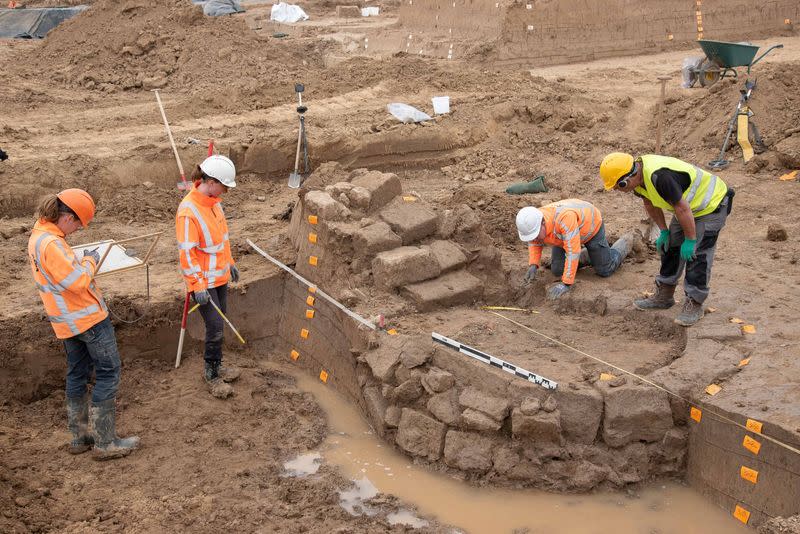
[288,83,310,189]
[152,89,189,191]
[655,76,670,153]
[207,298,246,344]
[174,292,190,368]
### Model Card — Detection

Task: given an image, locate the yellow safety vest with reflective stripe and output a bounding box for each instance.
[635,155,728,218]
[28,220,108,339]
[528,199,602,285]
[175,186,233,292]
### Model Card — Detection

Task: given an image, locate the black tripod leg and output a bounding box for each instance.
[300,116,310,174]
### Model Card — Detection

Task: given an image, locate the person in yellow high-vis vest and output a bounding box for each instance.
[599,153,734,326]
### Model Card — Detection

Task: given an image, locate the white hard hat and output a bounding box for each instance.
[199,155,236,188]
[516,206,543,242]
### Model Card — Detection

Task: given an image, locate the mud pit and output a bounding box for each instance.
[2,0,800,531]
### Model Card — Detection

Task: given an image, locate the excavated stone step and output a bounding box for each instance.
[401,269,483,311]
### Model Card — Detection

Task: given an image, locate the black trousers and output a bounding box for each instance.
[195,284,227,363]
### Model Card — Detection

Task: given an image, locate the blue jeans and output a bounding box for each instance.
[63,317,121,403]
[196,284,227,363]
[550,223,622,279]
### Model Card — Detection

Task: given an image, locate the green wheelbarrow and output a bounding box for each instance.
[691,40,783,88]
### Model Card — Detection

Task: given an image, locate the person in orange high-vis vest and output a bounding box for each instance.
[516,199,634,300]
[28,189,139,460]
[176,155,241,394]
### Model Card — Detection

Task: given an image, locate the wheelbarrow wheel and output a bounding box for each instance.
[698,60,721,88]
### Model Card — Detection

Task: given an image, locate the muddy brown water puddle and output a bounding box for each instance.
[293,373,748,534]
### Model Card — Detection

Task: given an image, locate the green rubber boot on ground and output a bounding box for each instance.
[633,282,676,310]
[90,398,140,461]
[66,393,93,454]
[674,297,705,327]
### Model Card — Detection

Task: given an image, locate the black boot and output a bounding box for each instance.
[204,360,234,399]
[204,360,220,383]
[66,393,93,454]
[90,398,140,461]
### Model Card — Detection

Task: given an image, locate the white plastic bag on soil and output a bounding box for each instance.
[270,2,309,23]
[203,0,244,16]
[387,103,432,123]
[681,56,705,88]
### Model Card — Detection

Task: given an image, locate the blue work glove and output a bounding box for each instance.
[655,229,670,255]
[83,247,100,264]
[230,264,240,283]
[193,289,210,306]
[680,238,697,262]
[524,264,538,283]
[546,282,570,300]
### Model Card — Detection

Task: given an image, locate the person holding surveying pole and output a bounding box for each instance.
[175,155,241,398]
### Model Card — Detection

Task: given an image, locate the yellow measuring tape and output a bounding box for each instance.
[737,108,754,162]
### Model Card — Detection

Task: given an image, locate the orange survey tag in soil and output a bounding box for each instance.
[742,435,761,455]
[738,357,750,367]
[308,285,317,294]
[742,324,756,334]
[319,370,329,383]
[599,372,616,381]
[306,295,315,306]
[740,466,758,484]
[690,407,702,423]
[300,328,309,339]
[705,384,721,396]
[733,505,751,524]
[290,349,300,361]
[746,419,763,434]
[309,255,318,266]
[308,232,318,244]
[387,328,398,335]
[308,215,318,224]
[306,309,315,319]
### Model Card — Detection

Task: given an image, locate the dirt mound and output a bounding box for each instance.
[15,0,321,96]
[662,61,800,172]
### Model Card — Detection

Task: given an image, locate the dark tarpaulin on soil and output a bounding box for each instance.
[0,6,87,39]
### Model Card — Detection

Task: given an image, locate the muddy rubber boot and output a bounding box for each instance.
[633,282,676,310]
[66,393,93,454]
[204,361,234,399]
[674,297,704,327]
[612,232,635,261]
[218,365,241,383]
[90,398,140,461]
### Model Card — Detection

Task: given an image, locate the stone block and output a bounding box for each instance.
[427,240,467,273]
[379,199,439,244]
[304,190,350,221]
[399,347,430,369]
[691,321,743,341]
[393,376,424,403]
[511,408,562,445]
[353,222,402,257]
[350,171,402,212]
[363,386,387,437]
[460,408,502,432]
[396,408,446,460]
[364,348,400,382]
[421,367,455,394]
[385,405,401,428]
[600,384,673,448]
[520,398,541,415]
[458,387,509,421]
[347,186,371,211]
[443,431,493,473]
[402,270,483,312]
[336,5,361,17]
[372,246,441,290]
[556,386,603,444]
[427,389,460,425]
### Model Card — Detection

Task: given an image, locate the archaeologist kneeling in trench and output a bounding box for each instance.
[28,189,139,460]
[600,152,733,326]
[516,199,634,300]
[176,155,241,398]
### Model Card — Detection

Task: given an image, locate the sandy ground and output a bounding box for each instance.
[1,1,799,531]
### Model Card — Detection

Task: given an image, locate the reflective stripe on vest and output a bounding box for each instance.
[178,201,230,288]
[636,155,728,217]
[33,233,106,336]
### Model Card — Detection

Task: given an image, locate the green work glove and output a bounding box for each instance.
[680,238,697,262]
[524,265,538,283]
[655,229,670,255]
[546,282,570,300]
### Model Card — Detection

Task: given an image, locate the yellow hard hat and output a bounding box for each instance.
[599,152,635,190]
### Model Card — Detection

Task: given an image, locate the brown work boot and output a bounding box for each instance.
[674,297,704,327]
[633,282,676,310]
[218,365,241,383]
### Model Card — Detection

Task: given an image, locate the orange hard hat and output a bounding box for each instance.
[57,189,95,227]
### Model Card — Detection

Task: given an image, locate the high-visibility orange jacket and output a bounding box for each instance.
[28,220,108,339]
[175,186,234,293]
[528,199,602,285]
